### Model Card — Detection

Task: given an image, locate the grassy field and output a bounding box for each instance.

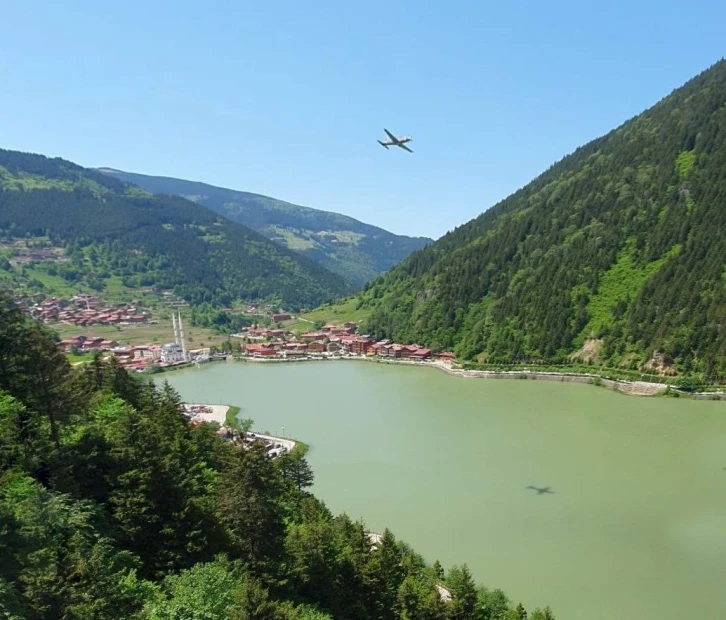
[49,321,230,349]
[64,351,99,364]
[225,405,242,427]
[21,266,86,297]
[284,297,371,332]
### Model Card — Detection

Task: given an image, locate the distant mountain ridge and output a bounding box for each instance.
[96,168,432,287]
[0,149,353,310]
[350,59,726,377]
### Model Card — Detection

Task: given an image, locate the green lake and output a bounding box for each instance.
[162,360,726,619]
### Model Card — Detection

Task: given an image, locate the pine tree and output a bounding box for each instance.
[277,450,314,492]
[446,564,478,620]
[217,443,287,578]
[363,528,405,620]
[397,575,447,620]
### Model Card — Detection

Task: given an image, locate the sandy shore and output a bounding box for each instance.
[183,403,230,425]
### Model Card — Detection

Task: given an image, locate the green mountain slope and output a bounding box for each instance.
[355,59,726,377]
[0,148,353,310]
[96,168,432,287]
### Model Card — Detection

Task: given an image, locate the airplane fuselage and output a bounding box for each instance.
[378,129,413,152]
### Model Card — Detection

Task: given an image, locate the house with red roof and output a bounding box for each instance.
[349,337,375,355]
[246,344,277,358]
[308,341,326,353]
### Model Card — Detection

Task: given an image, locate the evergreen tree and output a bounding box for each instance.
[277,449,315,492]
[363,529,406,620]
[446,564,478,620]
[217,443,287,578]
[397,575,447,620]
[529,606,555,620]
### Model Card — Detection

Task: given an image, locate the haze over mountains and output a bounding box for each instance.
[0,149,353,310]
[354,59,726,377]
[96,168,432,288]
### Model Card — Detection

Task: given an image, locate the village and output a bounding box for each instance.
[12,292,151,327]
[47,303,456,373]
[55,310,227,373]
[237,322,456,363]
[10,288,455,372]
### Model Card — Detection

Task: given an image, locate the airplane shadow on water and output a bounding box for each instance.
[526,486,555,495]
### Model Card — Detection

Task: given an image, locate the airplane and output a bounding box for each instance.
[378,128,413,152]
[526,486,554,495]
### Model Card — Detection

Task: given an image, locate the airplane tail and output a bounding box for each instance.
[377,140,389,149]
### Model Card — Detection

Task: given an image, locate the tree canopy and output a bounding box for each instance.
[98,168,432,288]
[0,292,550,618]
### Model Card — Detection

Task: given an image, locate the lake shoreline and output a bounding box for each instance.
[153,353,726,400]
[235,355,726,400]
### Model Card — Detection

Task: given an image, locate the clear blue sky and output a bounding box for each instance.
[1,1,724,239]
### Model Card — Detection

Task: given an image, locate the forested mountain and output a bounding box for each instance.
[356,59,726,377]
[0,148,353,310]
[96,168,432,287]
[0,294,553,619]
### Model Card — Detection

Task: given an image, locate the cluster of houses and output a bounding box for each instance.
[58,335,122,354]
[57,337,218,373]
[7,245,64,266]
[50,305,454,371]
[13,293,150,327]
[54,310,221,373]
[237,322,456,363]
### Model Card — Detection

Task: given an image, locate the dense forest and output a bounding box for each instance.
[97,168,432,287]
[0,292,553,619]
[0,149,353,310]
[356,59,726,378]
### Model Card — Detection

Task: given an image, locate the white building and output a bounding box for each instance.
[160,342,186,364]
[133,345,161,360]
[164,311,190,363]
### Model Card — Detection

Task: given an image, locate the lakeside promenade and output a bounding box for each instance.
[238,354,726,399]
[182,403,297,451]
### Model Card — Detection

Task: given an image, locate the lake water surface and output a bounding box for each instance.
[162,360,726,619]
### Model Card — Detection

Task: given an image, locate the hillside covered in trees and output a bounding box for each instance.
[355,59,726,378]
[0,149,353,310]
[0,293,553,619]
[96,168,432,288]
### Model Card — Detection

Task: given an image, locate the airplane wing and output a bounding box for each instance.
[383,128,397,141]
[399,143,413,153]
